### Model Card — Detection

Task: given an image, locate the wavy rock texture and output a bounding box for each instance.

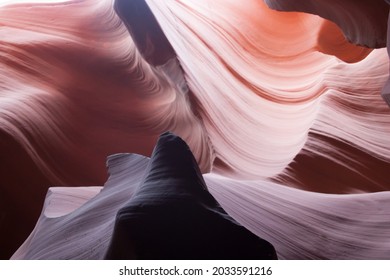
[381,9,390,106]
[105,132,277,260]
[12,153,147,259]
[264,0,389,48]
[264,0,390,106]
[12,151,390,259]
[1,0,390,259]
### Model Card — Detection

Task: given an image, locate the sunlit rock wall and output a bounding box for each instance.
[1,0,390,259]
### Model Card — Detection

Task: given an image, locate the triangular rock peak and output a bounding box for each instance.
[105,132,277,260]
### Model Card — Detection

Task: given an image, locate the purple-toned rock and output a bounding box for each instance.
[105,132,277,259]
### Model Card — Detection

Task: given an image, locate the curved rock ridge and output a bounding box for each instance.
[13,148,390,259]
[207,175,390,259]
[381,11,390,107]
[0,0,212,257]
[264,0,389,48]
[114,0,190,95]
[1,0,390,258]
[11,186,102,259]
[105,132,277,260]
[316,20,373,63]
[12,153,149,259]
[144,0,390,181]
[113,0,176,66]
